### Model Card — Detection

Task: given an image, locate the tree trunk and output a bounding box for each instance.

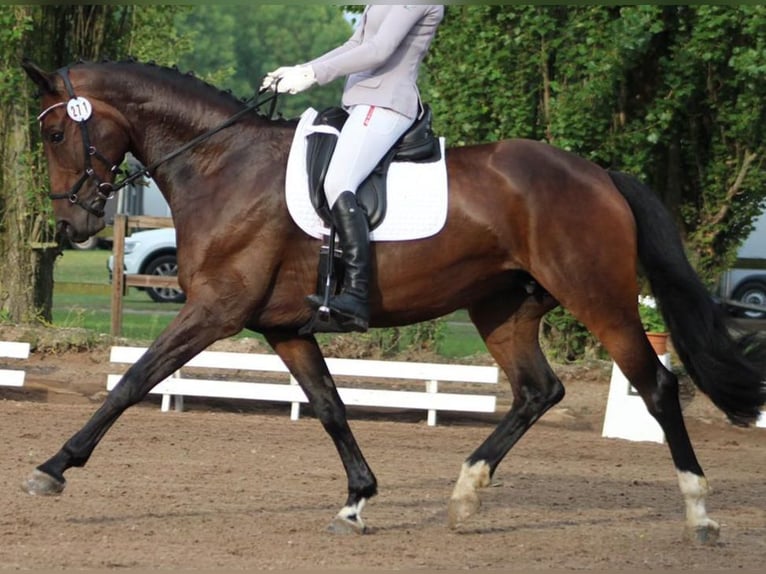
[0,106,33,321]
[0,7,49,323]
[0,75,57,322]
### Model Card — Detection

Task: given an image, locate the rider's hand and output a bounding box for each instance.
[260,66,292,91]
[270,65,317,95]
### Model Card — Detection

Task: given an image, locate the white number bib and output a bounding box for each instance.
[66,97,93,122]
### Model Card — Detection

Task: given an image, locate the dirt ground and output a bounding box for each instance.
[0,341,764,571]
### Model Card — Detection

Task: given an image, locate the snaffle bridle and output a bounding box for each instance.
[37,66,279,218]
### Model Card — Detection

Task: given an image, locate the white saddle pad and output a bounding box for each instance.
[285,108,448,241]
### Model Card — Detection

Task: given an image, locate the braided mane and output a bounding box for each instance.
[68,58,282,120]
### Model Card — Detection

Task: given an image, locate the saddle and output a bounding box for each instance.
[305,105,441,231]
[300,105,442,335]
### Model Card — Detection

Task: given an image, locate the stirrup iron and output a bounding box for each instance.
[300,228,340,335]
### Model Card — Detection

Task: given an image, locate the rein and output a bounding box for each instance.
[113,86,279,192]
[43,66,279,217]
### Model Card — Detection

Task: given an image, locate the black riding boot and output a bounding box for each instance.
[307,191,370,332]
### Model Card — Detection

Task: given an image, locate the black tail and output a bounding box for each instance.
[608,170,766,426]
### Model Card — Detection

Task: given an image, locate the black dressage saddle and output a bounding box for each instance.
[305,104,441,231]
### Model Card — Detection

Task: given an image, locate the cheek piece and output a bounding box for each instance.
[42,68,122,218]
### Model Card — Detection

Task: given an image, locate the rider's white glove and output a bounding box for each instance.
[260,66,292,91]
[268,65,317,95]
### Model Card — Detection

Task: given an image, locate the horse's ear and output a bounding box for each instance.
[21,58,56,95]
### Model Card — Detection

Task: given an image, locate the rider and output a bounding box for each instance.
[262,5,444,333]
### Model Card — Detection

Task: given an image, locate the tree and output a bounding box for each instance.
[423,5,766,285]
[0,5,189,324]
[0,6,43,323]
[175,5,352,118]
[421,6,766,359]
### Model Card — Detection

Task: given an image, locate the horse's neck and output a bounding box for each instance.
[96,66,294,219]
[93,69,223,160]
[128,100,236,167]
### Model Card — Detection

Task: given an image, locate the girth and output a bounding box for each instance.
[306,105,441,231]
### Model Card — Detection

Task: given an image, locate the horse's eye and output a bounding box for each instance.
[48,131,64,144]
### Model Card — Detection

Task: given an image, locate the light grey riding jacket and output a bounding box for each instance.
[309,5,444,120]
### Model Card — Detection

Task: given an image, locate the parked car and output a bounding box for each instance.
[107,227,184,304]
[716,211,766,319]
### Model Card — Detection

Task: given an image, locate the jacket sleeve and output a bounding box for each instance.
[308,12,365,68]
[310,5,430,86]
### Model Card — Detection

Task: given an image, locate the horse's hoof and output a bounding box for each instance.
[22,469,65,496]
[684,520,720,545]
[448,492,481,529]
[327,515,367,535]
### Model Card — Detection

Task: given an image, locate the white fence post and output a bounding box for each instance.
[426,380,438,426]
[289,376,301,421]
[0,341,30,388]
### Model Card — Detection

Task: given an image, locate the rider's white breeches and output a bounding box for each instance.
[324,104,414,208]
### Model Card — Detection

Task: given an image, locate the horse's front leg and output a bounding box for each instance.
[263,329,377,534]
[22,301,237,496]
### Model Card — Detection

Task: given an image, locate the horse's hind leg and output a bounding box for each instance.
[263,329,377,534]
[599,326,720,544]
[23,301,238,495]
[449,285,563,528]
[555,271,719,542]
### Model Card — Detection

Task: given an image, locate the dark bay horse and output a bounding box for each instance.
[21,60,765,542]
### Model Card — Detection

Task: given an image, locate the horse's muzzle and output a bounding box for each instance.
[56,219,102,245]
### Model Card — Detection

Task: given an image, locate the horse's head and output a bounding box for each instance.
[22,60,131,243]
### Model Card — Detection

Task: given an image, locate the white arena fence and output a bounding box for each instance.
[3,340,764,432]
[106,346,499,427]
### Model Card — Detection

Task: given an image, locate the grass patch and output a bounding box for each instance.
[52,249,486,358]
[54,249,111,284]
[438,321,486,357]
[52,249,187,341]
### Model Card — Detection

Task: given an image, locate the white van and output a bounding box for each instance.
[717,210,766,319]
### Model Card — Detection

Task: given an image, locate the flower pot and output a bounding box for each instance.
[646,331,669,355]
